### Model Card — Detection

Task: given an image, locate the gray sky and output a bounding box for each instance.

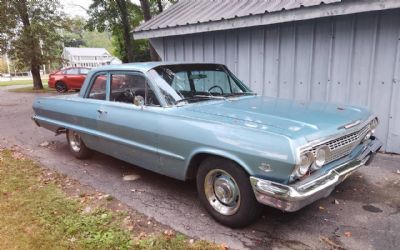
[62,0,141,18]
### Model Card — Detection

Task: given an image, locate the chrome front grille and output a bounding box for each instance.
[311,124,370,164]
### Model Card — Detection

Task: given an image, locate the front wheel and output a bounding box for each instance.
[66,130,92,159]
[196,157,263,228]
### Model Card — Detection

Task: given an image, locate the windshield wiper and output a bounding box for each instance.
[225,92,257,97]
[175,95,226,104]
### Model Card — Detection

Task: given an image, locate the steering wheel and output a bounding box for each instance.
[208,85,224,95]
[117,89,135,103]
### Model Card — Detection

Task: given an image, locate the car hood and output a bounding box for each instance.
[185,96,371,141]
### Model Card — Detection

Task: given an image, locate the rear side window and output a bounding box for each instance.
[88,74,107,100]
[66,68,79,75]
[80,68,90,75]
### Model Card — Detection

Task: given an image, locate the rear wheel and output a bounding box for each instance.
[196,156,263,228]
[55,81,68,93]
[66,130,92,159]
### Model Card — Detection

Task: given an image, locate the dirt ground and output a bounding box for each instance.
[0,87,399,250]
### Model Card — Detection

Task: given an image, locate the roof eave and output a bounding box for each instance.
[133,0,400,39]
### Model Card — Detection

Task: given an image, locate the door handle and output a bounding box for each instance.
[97,109,107,114]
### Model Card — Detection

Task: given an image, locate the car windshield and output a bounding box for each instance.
[148,64,254,106]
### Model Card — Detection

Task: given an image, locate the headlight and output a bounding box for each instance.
[313,146,329,169]
[364,131,372,141]
[370,117,379,132]
[296,152,314,177]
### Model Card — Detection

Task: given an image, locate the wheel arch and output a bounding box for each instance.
[184,148,252,181]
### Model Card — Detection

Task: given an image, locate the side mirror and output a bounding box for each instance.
[134,95,145,107]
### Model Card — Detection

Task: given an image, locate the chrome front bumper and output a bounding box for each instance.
[250,138,382,212]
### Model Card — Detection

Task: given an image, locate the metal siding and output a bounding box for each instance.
[294,21,313,101]
[225,30,238,74]
[311,19,331,102]
[135,0,342,32]
[193,33,204,61]
[156,10,400,153]
[214,32,226,64]
[250,28,265,95]
[238,29,251,87]
[264,26,280,97]
[330,15,354,104]
[174,36,185,61]
[278,23,296,99]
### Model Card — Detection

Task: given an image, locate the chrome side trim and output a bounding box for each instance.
[32,115,185,161]
[251,138,382,212]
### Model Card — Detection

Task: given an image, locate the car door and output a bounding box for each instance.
[95,71,161,172]
[73,72,109,149]
[64,68,82,89]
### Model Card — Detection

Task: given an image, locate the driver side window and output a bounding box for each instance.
[110,73,160,106]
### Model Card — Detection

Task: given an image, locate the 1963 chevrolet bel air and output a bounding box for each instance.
[32,62,382,227]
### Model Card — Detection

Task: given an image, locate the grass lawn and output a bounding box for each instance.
[9,84,55,93]
[0,148,223,250]
[0,79,48,87]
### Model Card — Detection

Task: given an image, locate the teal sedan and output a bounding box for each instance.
[32,62,382,227]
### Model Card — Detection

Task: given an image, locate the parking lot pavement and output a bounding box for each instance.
[1,88,399,249]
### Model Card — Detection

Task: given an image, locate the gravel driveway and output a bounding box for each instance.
[0,87,399,250]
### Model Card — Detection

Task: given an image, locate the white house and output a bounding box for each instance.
[62,47,121,68]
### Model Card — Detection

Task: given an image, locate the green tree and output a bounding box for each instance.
[86,0,139,63]
[62,17,87,47]
[86,0,176,63]
[0,58,7,74]
[0,0,64,89]
[140,0,177,61]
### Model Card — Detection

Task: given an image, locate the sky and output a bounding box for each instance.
[62,0,141,18]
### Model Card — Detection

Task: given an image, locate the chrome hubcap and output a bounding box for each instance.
[68,131,81,152]
[204,169,240,215]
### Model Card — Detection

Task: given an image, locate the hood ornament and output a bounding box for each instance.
[340,120,361,130]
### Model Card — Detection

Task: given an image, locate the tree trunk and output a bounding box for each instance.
[139,0,160,61]
[18,0,43,89]
[116,0,134,62]
[157,0,163,13]
[31,63,43,90]
[139,0,151,21]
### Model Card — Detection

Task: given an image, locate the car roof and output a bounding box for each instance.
[92,61,223,73]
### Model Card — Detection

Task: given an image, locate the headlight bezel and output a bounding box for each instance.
[370,117,379,134]
[294,152,314,178]
[312,145,330,170]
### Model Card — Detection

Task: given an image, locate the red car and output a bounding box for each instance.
[48,67,91,93]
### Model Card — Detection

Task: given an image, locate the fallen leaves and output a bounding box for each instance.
[320,236,343,249]
[123,174,141,181]
[163,229,175,237]
[11,151,24,160]
[39,141,50,147]
[344,231,352,237]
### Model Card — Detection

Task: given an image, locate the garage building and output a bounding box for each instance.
[133,0,400,153]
